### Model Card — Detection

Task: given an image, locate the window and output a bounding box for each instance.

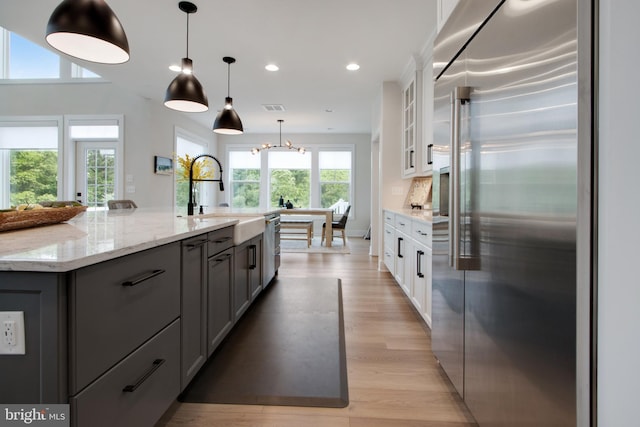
[269,151,311,209]
[175,130,210,214]
[319,151,352,214]
[229,151,260,208]
[1,26,102,81]
[8,32,59,79]
[226,144,355,213]
[0,122,61,207]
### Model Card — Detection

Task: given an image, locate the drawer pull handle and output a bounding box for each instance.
[186,239,208,249]
[211,253,232,265]
[122,269,166,287]
[122,359,165,392]
[210,236,232,244]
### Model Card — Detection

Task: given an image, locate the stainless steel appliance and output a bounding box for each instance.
[432,0,578,424]
[263,212,280,288]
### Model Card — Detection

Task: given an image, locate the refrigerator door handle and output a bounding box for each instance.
[450,86,471,270]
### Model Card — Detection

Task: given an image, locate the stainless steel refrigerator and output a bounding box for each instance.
[431,0,578,425]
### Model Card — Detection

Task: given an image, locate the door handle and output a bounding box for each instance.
[249,244,257,269]
[450,86,470,270]
[416,250,424,278]
[397,237,404,258]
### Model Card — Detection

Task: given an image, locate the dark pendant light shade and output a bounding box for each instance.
[164,2,208,113]
[213,57,243,135]
[165,58,209,112]
[46,0,130,64]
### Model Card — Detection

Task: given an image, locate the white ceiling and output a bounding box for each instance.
[0,0,436,134]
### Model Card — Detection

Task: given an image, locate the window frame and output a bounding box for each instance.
[317,147,354,215]
[225,143,356,217]
[64,115,124,202]
[0,116,64,207]
[0,26,107,84]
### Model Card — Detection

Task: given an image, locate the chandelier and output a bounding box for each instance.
[251,119,305,155]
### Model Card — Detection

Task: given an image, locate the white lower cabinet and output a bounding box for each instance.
[412,242,432,326]
[383,210,432,327]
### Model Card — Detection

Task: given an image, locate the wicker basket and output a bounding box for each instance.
[0,206,88,232]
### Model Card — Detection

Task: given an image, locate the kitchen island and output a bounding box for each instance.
[0,207,279,427]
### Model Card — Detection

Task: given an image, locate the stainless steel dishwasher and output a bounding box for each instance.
[263,212,280,288]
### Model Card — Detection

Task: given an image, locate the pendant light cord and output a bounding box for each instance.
[227,62,231,97]
[185,12,190,58]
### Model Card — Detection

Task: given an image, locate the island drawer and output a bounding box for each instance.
[70,242,181,394]
[71,319,180,427]
[208,226,234,255]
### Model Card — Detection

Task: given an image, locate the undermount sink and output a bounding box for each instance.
[231,216,265,245]
[182,213,266,245]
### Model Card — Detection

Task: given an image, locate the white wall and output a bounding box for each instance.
[597,1,640,424]
[0,81,216,208]
[218,133,371,236]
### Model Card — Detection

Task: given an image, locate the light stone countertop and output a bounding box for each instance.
[0,208,241,272]
[385,208,434,224]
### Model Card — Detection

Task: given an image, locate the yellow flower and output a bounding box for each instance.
[175,154,216,182]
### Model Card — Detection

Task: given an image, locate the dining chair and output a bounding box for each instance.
[321,205,351,246]
[107,199,138,209]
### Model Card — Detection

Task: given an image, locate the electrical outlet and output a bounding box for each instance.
[0,311,25,355]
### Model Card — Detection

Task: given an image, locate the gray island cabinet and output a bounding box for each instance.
[0,209,271,427]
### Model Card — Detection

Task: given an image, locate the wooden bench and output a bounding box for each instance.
[280,220,313,247]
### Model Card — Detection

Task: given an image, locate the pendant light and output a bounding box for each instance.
[46,0,130,64]
[251,120,305,155]
[164,1,208,113]
[213,57,243,135]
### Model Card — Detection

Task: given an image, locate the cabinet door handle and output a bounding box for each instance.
[211,253,232,266]
[397,237,404,258]
[410,150,415,168]
[427,144,433,165]
[210,236,232,244]
[122,269,165,287]
[122,359,165,392]
[186,238,208,250]
[249,245,257,269]
[416,250,425,278]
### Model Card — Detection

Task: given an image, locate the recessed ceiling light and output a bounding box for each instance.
[169,64,182,72]
[346,63,360,71]
[265,64,279,71]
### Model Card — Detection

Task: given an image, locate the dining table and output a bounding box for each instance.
[279,208,335,247]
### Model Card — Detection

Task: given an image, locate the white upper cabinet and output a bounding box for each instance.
[437,0,460,33]
[401,56,423,177]
[402,76,418,176]
[401,41,436,178]
[421,56,434,174]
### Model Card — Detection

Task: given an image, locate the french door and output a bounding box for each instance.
[75,140,118,210]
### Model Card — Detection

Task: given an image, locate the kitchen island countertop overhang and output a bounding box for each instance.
[0,208,278,272]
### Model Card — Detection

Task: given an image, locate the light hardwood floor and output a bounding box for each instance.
[156,238,477,427]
